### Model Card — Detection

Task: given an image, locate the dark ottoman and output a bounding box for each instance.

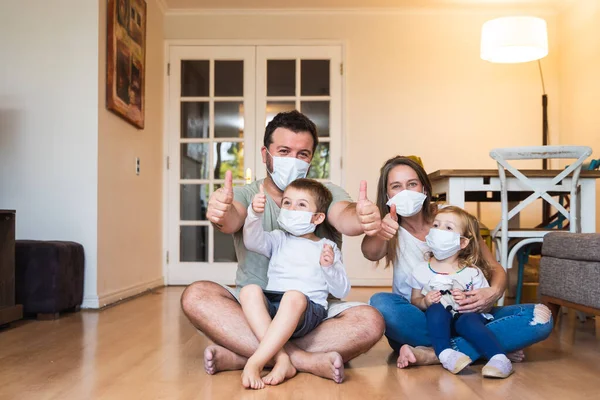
[15,241,84,319]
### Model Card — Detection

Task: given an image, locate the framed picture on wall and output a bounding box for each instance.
[106,0,146,129]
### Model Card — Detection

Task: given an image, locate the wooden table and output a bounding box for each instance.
[0,210,23,326]
[428,169,600,233]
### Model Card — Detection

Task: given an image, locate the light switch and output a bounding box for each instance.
[136,157,140,175]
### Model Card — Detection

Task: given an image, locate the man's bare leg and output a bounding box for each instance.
[284,305,384,383]
[181,282,255,374]
[203,346,247,375]
[284,342,345,384]
[181,282,385,376]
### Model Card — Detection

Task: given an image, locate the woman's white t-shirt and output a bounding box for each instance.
[392,226,430,300]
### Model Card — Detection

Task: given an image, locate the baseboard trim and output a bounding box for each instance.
[81,295,99,309]
[82,277,165,309]
[350,278,391,287]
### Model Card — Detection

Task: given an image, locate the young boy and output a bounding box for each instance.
[240,178,351,390]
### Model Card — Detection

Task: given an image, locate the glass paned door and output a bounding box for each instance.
[167,46,256,284]
[256,46,343,185]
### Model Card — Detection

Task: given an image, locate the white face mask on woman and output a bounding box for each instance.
[386,189,427,217]
[277,209,316,236]
[266,150,310,191]
[425,228,465,260]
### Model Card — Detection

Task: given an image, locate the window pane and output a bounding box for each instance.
[308,142,330,179]
[181,143,209,180]
[180,226,208,262]
[266,101,295,126]
[181,102,209,139]
[215,60,243,97]
[181,60,209,97]
[267,60,295,96]
[215,102,244,138]
[180,184,210,221]
[301,101,329,137]
[214,142,244,180]
[214,182,244,190]
[214,229,237,262]
[301,60,330,96]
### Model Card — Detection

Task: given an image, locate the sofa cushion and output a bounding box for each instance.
[539,257,600,309]
[541,232,600,262]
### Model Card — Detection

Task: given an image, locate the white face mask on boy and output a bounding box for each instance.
[425,228,464,260]
[386,189,427,217]
[277,209,316,236]
[266,150,310,191]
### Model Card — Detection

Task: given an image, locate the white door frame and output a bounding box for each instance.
[255,45,343,186]
[162,40,347,284]
[165,45,256,285]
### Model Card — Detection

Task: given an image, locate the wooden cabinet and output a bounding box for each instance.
[0,210,22,326]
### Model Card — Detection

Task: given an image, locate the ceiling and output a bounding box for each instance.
[163,0,570,11]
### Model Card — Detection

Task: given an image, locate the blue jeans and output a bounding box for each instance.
[369,292,553,361]
[427,302,504,359]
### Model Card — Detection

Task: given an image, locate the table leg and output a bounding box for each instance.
[447,178,465,208]
[579,180,596,233]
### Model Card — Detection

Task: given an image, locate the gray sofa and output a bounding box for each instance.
[540,232,600,330]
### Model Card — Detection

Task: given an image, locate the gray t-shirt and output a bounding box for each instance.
[233,179,353,289]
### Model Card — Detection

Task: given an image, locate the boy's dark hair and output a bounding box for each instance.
[264,111,319,154]
[286,178,332,214]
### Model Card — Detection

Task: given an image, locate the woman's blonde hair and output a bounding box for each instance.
[434,206,492,280]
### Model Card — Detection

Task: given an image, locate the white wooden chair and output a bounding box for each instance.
[489,146,592,305]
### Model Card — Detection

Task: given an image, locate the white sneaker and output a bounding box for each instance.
[438,349,472,374]
[482,354,514,379]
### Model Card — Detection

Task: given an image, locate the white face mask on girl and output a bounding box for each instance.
[266,150,310,191]
[425,228,464,260]
[386,189,427,217]
[277,209,317,236]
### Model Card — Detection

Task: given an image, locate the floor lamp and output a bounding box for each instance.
[480,16,549,168]
[481,16,551,222]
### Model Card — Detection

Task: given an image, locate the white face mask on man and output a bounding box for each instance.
[266,150,310,191]
[386,189,427,217]
[277,209,317,236]
[425,228,465,260]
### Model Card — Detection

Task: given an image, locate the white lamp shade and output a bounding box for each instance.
[481,16,548,63]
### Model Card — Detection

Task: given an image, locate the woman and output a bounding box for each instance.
[363,156,553,368]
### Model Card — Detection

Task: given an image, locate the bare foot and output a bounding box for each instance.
[290,351,345,383]
[397,345,416,368]
[204,345,247,375]
[262,353,297,386]
[397,345,440,368]
[507,350,525,363]
[241,358,265,390]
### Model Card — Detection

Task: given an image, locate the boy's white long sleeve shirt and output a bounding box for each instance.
[243,206,350,308]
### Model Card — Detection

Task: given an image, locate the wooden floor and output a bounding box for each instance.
[1,287,598,400]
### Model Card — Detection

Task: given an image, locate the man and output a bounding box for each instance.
[181,111,384,384]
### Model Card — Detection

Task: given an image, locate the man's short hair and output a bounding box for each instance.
[264,111,319,154]
[286,178,332,214]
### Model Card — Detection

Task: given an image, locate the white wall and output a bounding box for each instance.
[0,1,99,302]
[164,8,560,283]
[97,0,165,305]
[559,0,600,232]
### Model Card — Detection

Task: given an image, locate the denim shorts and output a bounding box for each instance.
[263,290,328,338]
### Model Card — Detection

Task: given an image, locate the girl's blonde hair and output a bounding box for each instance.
[435,206,493,281]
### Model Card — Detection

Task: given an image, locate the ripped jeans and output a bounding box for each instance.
[369,292,553,361]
